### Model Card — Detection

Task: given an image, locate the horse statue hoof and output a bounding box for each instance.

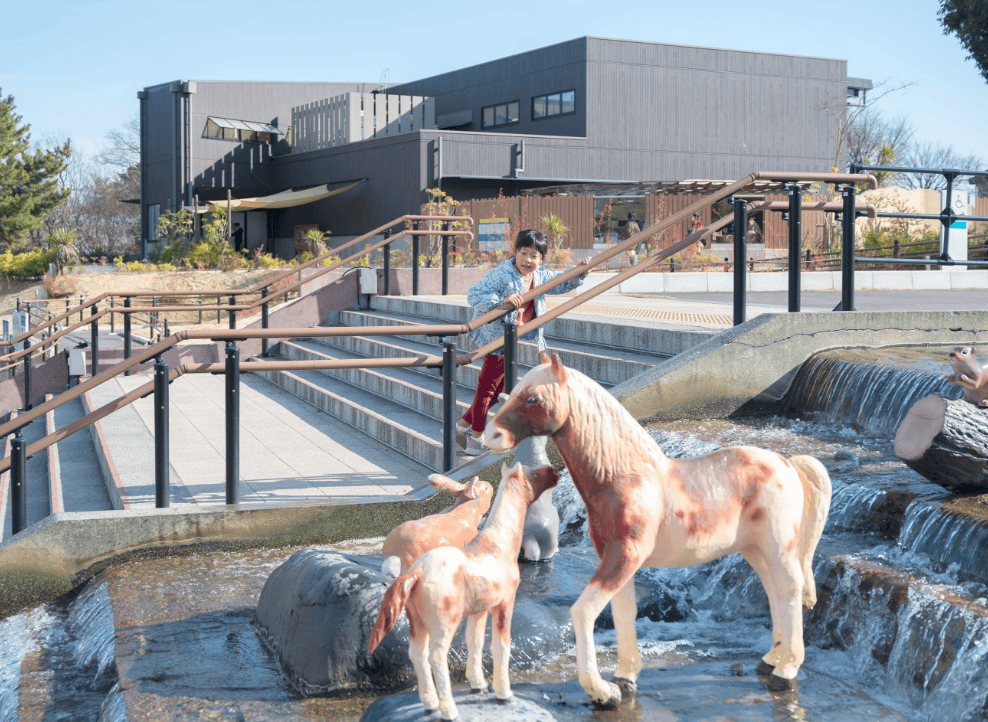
[611,676,638,695]
[755,660,775,676]
[494,695,515,705]
[470,687,488,695]
[591,681,622,709]
[767,674,798,692]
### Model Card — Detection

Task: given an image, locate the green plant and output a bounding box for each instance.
[0,249,55,279]
[299,228,331,257]
[47,228,79,274]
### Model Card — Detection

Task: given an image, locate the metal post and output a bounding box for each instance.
[154,356,170,508]
[22,342,32,410]
[228,295,236,330]
[382,229,392,296]
[503,321,518,396]
[217,295,221,323]
[109,297,115,334]
[226,189,232,246]
[90,304,99,377]
[787,185,802,313]
[193,193,201,242]
[79,299,85,324]
[261,286,269,357]
[941,173,954,261]
[442,339,457,472]
[11,431,26,535]
[412,220,420,296]
[123,297,132,376]
[441,221,450,296]
[840,184,857,312]
[225,342,240,505]
[731,198,748,326]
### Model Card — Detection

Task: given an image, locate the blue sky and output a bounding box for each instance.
[2,0,985,168]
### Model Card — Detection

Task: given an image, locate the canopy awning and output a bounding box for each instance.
[202,179,365,212]
[207,116,283,135]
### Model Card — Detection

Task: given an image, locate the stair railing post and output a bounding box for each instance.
[90,303,100,377]
[412,220,420,296]
[225,342,240,504]
[441,221,450,296]
[109,296,115,334]
[442,338,457,472]
[786,184,803,313]
[154,355,170,508]
[503,320,518,396]
[730,197,748,326]
[840,183,857,312]
[22,341,32,410]
[11,430,26,535]
[260,286,269,357]
[228,295,236,330]
[382,228,392,296]
[123,297,132,376]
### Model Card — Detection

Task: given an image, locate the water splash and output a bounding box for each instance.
[900,502,988,581]
[782,355,961,435]
[67,581,116,685]
[829,478,889,531]
[0,607,46,722]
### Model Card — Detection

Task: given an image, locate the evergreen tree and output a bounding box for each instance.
[939,0,988,83]
[0,90,72,250]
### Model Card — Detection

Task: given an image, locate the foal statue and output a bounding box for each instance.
[483,353,832,705]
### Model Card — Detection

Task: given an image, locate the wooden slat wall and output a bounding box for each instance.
[292,94,435,152]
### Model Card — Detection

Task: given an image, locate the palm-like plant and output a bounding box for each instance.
[48,228,79,274]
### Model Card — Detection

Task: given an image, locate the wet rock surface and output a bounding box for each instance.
[360,662,910,722]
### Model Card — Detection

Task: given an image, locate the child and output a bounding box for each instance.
[457,229,591,456]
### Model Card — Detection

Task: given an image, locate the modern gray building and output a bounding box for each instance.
[139,36,867,256]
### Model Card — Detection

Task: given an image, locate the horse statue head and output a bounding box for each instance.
[484,352,572,454]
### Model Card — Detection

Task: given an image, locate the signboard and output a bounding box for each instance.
[478,218,510,252]
[941,190,969,269]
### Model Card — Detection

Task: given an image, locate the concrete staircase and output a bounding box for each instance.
[1,397,113,542]
[257,295,714,472]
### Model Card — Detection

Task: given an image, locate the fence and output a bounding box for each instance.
[291,93,435,153]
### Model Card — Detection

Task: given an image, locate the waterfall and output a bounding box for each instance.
[782,355,961,436]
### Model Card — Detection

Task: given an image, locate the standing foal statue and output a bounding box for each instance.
[483,353,832,705]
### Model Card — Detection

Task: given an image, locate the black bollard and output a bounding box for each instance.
[154,356,170,508]
[225,342,240,505]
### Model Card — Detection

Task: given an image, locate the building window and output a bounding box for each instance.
[204,117,281,144]
[532,89,575,120]
[481,100,519,129]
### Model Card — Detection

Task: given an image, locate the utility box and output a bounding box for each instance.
[358,268,378,295]
[68,347,87,378]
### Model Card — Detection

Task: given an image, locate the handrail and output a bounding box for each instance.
[0,171,875,477]
[2,213,473,352]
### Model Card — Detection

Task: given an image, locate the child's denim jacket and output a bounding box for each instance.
[466,258,585,352]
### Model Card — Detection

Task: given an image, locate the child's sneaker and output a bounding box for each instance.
[456,422,470,450]
[462,435,487,457]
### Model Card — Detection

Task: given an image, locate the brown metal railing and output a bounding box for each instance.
[0,171,877,534]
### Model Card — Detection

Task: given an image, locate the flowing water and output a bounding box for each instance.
[3,345,988,721]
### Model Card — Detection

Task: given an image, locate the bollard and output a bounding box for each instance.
[441,221,450,296]
[123,297,132,376]
[11,431,27,535]
[382,228,392,296]
[261,286,269,357]
[731,198,748,326]
[786,185,802,313]
[442,339,457,472]
[839,184,857,311]
[90,304,99,377]
[109,297,115,334]
[225,342,240,504]
[154,356,170,508]
[228,295,236,330]
[412,220,420,296]
[22,341,32,410]
[503,321,518,396]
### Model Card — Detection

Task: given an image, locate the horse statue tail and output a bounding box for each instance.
[788,455,832,609]
[369,567,422,653]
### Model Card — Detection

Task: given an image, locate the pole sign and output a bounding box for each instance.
[941,189,968,269]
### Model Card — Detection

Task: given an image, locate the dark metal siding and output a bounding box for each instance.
[390,38,587,138]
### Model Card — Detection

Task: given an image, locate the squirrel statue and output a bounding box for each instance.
[947,345,988,408]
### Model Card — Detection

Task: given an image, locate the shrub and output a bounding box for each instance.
[0,249,56,279]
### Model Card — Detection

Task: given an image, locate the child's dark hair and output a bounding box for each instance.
[514,229,548,257]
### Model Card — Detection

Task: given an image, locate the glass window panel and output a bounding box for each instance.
[561,90,575,114]
[495,104,507,126]
[483,106,495,127]
[533,95,546,118]
[547,93,561,116]
[507,101,519,123]
[223,127,237,140]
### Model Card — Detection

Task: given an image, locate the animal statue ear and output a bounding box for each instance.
[529,465,560,490]
[427,473,464,495]
[462,476,482,500]
[551,353,568,385]
[539,350,551,364]
[501,462,509,480]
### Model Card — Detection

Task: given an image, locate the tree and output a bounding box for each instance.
[818,79,913,172]
[939,0,988,83]
[96,115,140,172]
[898,141,986,190]
[845,107,914,187]
[0,90,72,250]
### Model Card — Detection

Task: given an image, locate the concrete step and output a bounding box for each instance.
[368,294,713,357]
[52,397,114,513]
[279,340,478,422]
[21,411,50,528]
[338,308,657,385]
[257,360,449,471]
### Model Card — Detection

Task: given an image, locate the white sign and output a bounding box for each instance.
[941,189,969,270]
